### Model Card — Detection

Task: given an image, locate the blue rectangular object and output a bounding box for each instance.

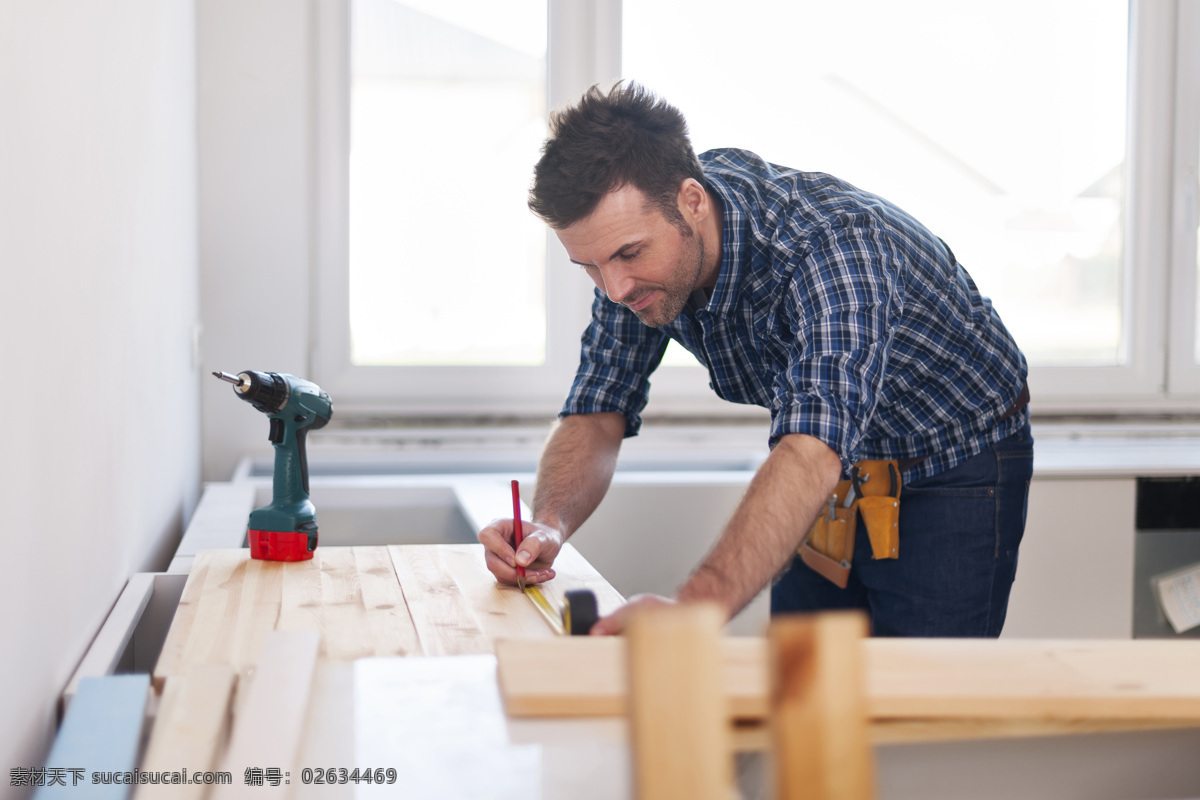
[34,674,149,800]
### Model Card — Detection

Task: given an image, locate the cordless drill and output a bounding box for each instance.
[213,370,333,561]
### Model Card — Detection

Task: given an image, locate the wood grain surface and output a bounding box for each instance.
[627,604,732,800]
[496,636,1200,728]
[153,544,623,685]
[390,543,625,655]
[770,612,874,800]
[213,630,320,800]
[136,664,235,800]
[496,636,768,720]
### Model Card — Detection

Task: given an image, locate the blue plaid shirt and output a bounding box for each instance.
[562,148,1029,480]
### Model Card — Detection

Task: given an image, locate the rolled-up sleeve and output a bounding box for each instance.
[769,221,901,471]
[561,289,671,437]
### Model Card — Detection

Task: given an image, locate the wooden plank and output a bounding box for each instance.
[353,546,423,658]
[864,638,1200,719]
[36,675,149,800]
[136,664,236,800]
[212,630,320,800]
[155,545,623,685]
[389,545,494,655]
[627,604,732,800]
[155,548,423,686]
[496,636,766,719]
[293,662,355,800]
[154,550,275,688]
[770,612,874,800]
[496,637,1200,728]
[530,543,625,620]
[869,717,1200,744]
[389,543,624,655]
[278,546,420,660]
[731,717,1200,752]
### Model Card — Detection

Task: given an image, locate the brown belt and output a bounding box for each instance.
[897,382,1029,472]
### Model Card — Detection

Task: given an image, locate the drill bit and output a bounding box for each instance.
[213,371,248,390]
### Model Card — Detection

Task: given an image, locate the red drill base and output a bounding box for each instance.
[248,528,316,561]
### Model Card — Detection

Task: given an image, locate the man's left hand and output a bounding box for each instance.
[589,593,676,635]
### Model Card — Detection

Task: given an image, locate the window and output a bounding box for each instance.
[316,0,1200,416]
[348,0,548,367]
[629,0,1128,369]
[314,0,607,414]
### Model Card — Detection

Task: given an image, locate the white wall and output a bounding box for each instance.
[0,0,200,779]
[1004,478,1137,638]
[198,0,312,482]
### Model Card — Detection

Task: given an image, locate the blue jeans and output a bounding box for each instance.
[771,422,1034,637]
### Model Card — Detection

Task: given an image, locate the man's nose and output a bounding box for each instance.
[600,264,636,304]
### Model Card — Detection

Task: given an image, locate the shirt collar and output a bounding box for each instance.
[698,171,749,318]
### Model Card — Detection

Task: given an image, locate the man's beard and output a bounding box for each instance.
[631,231,705,328]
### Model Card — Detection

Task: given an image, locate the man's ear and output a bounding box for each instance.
[678,178,709,224]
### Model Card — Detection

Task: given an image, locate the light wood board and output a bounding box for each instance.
[153,544,622,685]
[389,543,625,656]
[213,630,320,800]
[137,664,235,800]
[770,613,874,800]
[496,637,1200,727]
[866,638,1200,719]
[154,547,418,685]
[496,636,767,719]
[627,604,732,800]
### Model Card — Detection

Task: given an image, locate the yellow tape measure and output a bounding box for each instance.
[522,586,599,636]
[524,585,565,635]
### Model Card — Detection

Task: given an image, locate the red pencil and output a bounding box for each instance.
[511,479,525,590]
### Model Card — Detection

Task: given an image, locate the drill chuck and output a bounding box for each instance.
[214,370,290,414]
[237,370,289,414]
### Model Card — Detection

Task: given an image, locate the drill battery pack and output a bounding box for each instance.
[248,526,318,562]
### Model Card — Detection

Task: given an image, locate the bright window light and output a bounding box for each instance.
[348,0,548,366]
[624,0,1128,367]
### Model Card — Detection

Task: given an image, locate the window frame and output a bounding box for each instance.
[1008,0,1178,413]
[313,0,601,415]
[313,0,1200,418]
[1168,0,1200,395]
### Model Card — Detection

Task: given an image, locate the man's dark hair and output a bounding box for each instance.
[529,82,706,231]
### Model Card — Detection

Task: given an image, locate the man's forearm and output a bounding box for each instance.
[532,412,626,538]
[676,433,842,619]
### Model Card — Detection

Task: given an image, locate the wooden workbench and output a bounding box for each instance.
[153,543,625,687]
[148,544,632,800]
[146,545,1200,800]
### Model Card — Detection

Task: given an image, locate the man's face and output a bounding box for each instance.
[557,184,705,328]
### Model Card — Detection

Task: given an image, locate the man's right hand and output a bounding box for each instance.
[478,518,564,586]
[478,411,624,587]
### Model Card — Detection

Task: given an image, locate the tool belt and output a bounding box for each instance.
[798,382,1031,588]
[799,459,901,588]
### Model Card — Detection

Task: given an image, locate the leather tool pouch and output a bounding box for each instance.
[799,459,902,588]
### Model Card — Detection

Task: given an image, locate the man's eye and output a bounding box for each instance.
[619,251,640,260]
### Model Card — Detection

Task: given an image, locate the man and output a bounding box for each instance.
[478,82,1033,637]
